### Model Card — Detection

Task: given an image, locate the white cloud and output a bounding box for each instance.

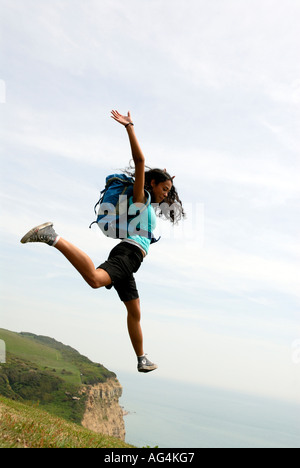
[259,117,300,153]
[147,237,300,299]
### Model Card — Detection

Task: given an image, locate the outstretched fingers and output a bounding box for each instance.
[110,109,132,126]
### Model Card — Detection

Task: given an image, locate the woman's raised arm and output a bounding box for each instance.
[111,110,145,204]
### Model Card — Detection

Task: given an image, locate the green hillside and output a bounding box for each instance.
[0,395,133,448]
[0,328,115,424]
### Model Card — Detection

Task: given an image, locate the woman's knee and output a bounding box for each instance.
[125,298,141,320]
[89,278,102,289]
[88,269,111,289]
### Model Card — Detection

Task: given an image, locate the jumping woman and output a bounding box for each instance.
[20,110,185,373]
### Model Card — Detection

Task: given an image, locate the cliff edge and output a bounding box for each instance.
[81,378,125,441]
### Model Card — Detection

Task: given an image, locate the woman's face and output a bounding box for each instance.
[151,179,172,203]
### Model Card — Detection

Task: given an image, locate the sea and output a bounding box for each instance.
[117,372,300,449]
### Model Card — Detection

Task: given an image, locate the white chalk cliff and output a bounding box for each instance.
[81,378,125,440]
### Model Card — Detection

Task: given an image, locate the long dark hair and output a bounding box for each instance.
[124,164,185,224]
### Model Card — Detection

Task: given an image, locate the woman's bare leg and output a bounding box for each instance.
[55,240,146,357]
[54,237,111,289]
[124,298,144,357]
[20,222,157,371]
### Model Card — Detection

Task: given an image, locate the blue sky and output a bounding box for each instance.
[1,0,300,403]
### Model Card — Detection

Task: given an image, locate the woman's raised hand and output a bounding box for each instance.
[111,110,133,126]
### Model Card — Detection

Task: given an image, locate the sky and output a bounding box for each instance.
[0,0,300,404]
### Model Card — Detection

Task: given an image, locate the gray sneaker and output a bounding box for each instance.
[20,222,58,246]
[137,354,158,373]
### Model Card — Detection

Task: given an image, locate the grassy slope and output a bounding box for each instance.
[0,395,133,448]
[0,328,114,385]
[1,328,81,385]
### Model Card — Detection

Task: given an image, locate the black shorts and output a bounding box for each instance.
[98,242,144,302]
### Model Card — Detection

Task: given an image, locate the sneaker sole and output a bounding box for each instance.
[20,222,53,244]
[138,365,158,373]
